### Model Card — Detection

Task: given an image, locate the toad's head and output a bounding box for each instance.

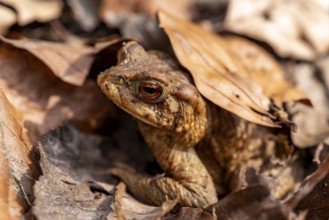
[98,41,207,134]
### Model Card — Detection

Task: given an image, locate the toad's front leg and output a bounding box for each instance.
[110,146,218,209]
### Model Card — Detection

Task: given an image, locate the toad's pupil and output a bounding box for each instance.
[143,86,159,94]
[139,83,162,100]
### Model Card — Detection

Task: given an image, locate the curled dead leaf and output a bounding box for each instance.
[0,36,94,86]
[0,90,40,219]
[159,11,307,127]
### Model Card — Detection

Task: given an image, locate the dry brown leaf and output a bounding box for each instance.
[0,42,114,144]
[225,36,308,106]
[0,36,94,86]
[224,0,329,60]
[1,0,63,26]
[159,11,291,127]
[0,90,40,219]
[0,5,16,35]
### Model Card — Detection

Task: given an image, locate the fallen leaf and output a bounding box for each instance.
[0,5,16,35]
[225,36,308,106]
[33,157,116,219]
[159,11,298,127]
[0,42,114,144]
[0,90,40,219]
[1,0,63,26]
[0,36,94,86]
[224,0,329,60]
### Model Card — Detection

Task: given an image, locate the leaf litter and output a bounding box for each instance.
[0,1,329,220]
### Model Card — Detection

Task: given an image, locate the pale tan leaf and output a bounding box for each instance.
[224,0,329,60]
[159,11,282,127]
[1,0,63,26]
[0,5,16,35]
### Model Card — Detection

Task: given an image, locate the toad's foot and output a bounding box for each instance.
[110,163,217,209]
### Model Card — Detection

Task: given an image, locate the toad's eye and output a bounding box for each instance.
[137,81,165,103]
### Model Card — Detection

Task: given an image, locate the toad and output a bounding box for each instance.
[97,41,302,208]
